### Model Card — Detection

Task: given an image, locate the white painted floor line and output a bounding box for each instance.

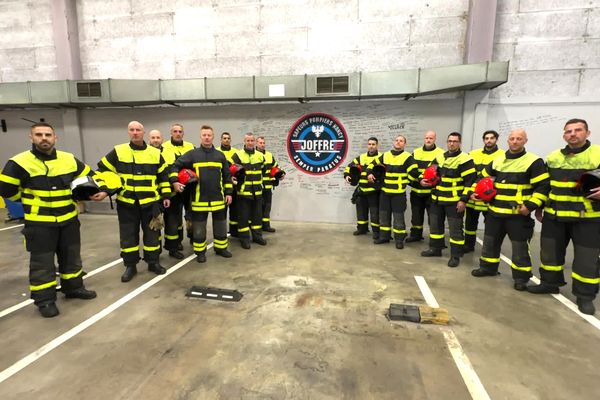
[475,237,600,330]
[0,246,202,384]
[0,223,24,231]
[0,259,123,319]
[414,276,491,400]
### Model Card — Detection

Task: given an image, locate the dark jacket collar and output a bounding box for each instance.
[444,150,461,158]
[244,146,255,154]
[562,140,591,155]
[423,144,437,151]
[505,149,526,159]
[390,149,404,156]
[171,138,184,146]
[483,145,499,154]
[31,144,57,161]
[129,141,147,150]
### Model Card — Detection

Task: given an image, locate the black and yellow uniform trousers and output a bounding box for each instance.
[408,191,431,240]
[262,188,274,230]
[22,219,85,306]
[378,192,406,244]
[428,202,464,257]
[477,214,534,283]
[228,191,239,236]
[163,193,185,251]
[190,209,229,256]
[355,190,380,238]
[464,207,487,251]
[117,201,161,266]
[538,217,600,300]
[237,195,264,242]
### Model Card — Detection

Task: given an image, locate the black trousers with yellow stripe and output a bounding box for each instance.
[117,201,161,266]
[478,214,534,282]
[228,191,239,235]
[356,190,380,234]
[191,209,228,255]
[429,202,464,257]
[379,192,407,243]
[237,196,263,240]
[262,188,273,229]
[22,219,84,306]
[464,207,486,250]
[409,192,431,239]
[164,193,184,251]
[539,217,600,300]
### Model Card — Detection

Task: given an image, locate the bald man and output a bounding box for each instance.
[406,130,444,242]
[471,129,549,292]
[97,121,173,282]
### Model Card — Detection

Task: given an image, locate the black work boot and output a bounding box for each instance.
[577,298,595,315]
[148,263,166,275]
[353,229,369,236]
[252,236,267,246]
[405,235,423,243]
[196,253,207,263]
[395,240,404,250]
[240,239,251,249]
[177,243,184,251]
[121,265,137,282]
[374,237,390,244]
[447,256,460,268]
[215,248,232,258]
[421,248,442,257]
[38,302,60,318]
[64,287,97,300]
[169,250,184,260]
[513,280,529,291]
[527,283,559,294]
[372,230,380,241]
[471,267,498,277]
[263,224,276,233]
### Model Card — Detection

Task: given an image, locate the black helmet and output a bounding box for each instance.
[348,165,361,186]
[70,176,99,201]
[579,169,600,198]
[371,164,386,189]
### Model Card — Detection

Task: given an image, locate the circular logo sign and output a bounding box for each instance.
[287,113,348,175]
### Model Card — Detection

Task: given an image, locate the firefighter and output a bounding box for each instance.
[471,129,549,291]
[217,132,240,237]
[406,131,444,243]
[421,132,477,268]
[231,132,267,249]
[256,136,285,232]
[172,125,233,263]
[0,122,99,318]
[97,121,172,282]
[367,135,419,249]
[527,118,600,315]
[464,130,503,253]
[343,136,380,238]
[161,124,195,259]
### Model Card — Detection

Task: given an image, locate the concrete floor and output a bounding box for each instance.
[0,211,599,399]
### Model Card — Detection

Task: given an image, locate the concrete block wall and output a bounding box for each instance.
[492,0,600,100]
[0,0,57,82]
[73,0,468,80]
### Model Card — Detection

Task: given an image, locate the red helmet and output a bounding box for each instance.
[423,165,440,186]
[348,165,362,186]
[475,177,496,202]
[578,169,600,198]
[178,169,198,185]
[270,167,286,180]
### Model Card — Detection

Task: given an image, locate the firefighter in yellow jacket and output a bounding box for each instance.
[218,132,240,236]
[421,132,477,268]
[97,121,172,282]
[471,129,549,291]
[0,123,99,318]
[161,123,195,259]
[464,130,503,253]
[527,119,600,315]
[231,133,267,249]
[406,131,444,243]
[367,135,419,249]
[257,136,285,232]
[343,137,380,239]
